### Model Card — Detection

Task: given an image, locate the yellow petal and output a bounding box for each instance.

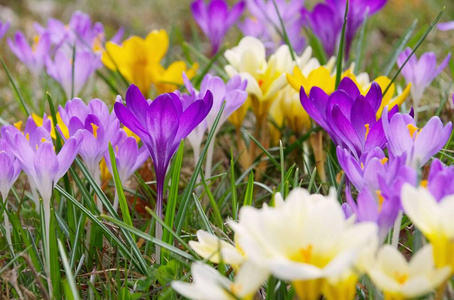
[145,29,169,64]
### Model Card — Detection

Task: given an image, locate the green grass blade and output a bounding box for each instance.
[58,240,81,300]
[175,102,226,235]
[244,129,282,171]
[335,0,349,89]
[381,20,418,76]
[272,0,296,61]
[230,150,238,221]
[354,12,369,74]
[243,171,254,206]
[192,193,213,234]
[0,55,30,115]
[49,208,61,299]
[108,144,133,230]
[200,172,223,229]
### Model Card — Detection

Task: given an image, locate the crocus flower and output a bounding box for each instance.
[46,49,99,98]
[7,32,51,75]
[188,230,245,267]
[397,47,451,115]
[191,0,245,54]
[239,0,304,52]
[0,20,10,39]
[382,108,452,169]
[172,262,268,300]
[438,21,454,31]
[114,84,213,221]
[102,30,198,96]
[3,120,81,267]
[303,0,387,57]
[103,129,148,210]
[58,98,121,188]
[402,185,454,272]
[424,159,454,202]
[229,188,378,300]
[300,77,388,159]
[0,139,21,250]
[179,73,247,177]
[367,244,451,299]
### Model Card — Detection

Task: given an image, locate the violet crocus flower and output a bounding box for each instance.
[239,0,304,52]
[0,21,10,39]
[58,98,121,188]
[339,147,417,239]
[178,73,247,177]
[7,31,51,75]
[397,47,451,115]
[191,0,245,54]
[114,84,213,221]
[3,120,81,267]
[438,21,454,31]
[303,0,387,57]
[300,77,388,159]
[382,108,452,169]
[46,49,100,98]
[104,129,148,210]
[424,159,454,202]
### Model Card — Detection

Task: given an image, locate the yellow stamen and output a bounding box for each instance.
[361,162,364,170]
[41,137,47,143]
[25,133,30,141]
[14,121,23,130]
[380,157,388,165]
[230,283,242,295]
[91,123,99,138]
[376,190,385,212]
[32,35,40,52]
[115,145,119,153]
[300,244,313,264]
[420,180,428,188]
[364,123,370,140]
[407,124,420,138]
[395,272,409,285]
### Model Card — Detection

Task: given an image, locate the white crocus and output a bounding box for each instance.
[229,188,378,300]
[368,244,450,299]
[171,262,268,300]
[189,230,245,268]
[401,184,454,271]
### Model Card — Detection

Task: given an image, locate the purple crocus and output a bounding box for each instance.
[303,0,387,57]
[191,0,245,55]
[300,77,388,159]
[114,84,213,221]
[178,73,247,177]
[0,20,10,39]
[438,21,454,31]
[339,147,417,239]
[423,159,454,202]
[46,49,100,98]
[239,0,304,52]
[58,98,121,187]
[397,47,451,114]
[104,129,148,210]
[382,108,452,169]
[7,32,51,75]
[3,119,81,267]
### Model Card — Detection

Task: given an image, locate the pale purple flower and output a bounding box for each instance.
[303,0,387,57]
[114,84,213,221]
[7,32,51,74]
[240,0,304,52]
[0,139,21,200]
[191,0,245,54]
[178,73,247,170]
[3,119,82,264]
[438,21,454,31]
[397,47,451,112]
[0,21,10,39]
[425,159,454,202]
[46,49,100,98]
[382,108,452,169]
[58,98,121,183]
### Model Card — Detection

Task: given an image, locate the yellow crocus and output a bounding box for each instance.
[31,113,70,140]
[102,30,197,96]
[287,66,336,95]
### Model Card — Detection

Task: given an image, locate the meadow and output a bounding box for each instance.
[0,0,453,299]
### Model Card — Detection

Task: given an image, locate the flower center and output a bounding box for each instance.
[91,123,99,138]
[407,124,421,139]
[299,244,313,264]
[394,272,409,285]
[229,283,242,295]
[420,179,428,188]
